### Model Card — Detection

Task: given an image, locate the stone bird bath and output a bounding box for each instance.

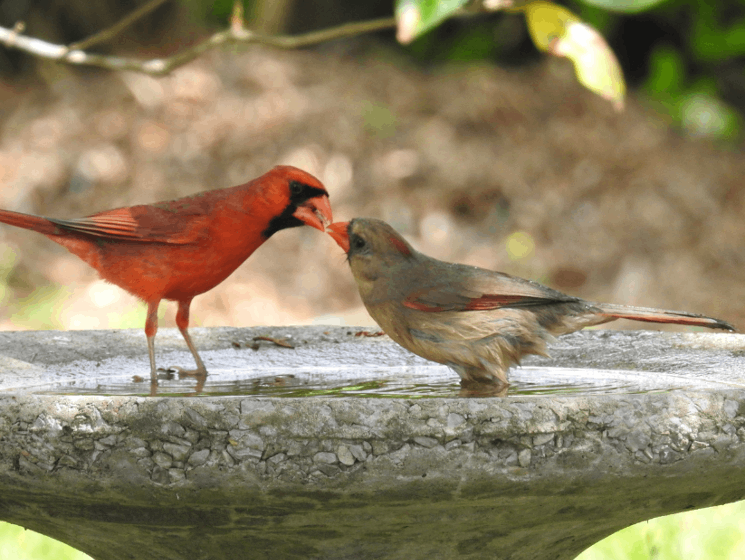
[0,326,742,560]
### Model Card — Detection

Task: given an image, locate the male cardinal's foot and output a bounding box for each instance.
[164,366,208,379]
[155,368,176,380]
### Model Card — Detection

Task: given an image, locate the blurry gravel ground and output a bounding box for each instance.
[0,44,742,334]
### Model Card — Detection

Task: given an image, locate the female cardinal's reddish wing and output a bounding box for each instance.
[403,264,579,312]
[403,292,560,312]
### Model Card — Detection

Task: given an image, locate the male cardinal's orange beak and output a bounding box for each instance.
[326,221,350,253]
[293,195,333,232]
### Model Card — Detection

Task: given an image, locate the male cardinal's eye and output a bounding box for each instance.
[350,234,366,252]
[289,181,303,196]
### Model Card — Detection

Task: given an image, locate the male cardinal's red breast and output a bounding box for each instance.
[327,218,735,390]
[0,165,333,382]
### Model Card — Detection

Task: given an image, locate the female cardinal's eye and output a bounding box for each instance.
[350,234,367,252]
[289,181,303,196]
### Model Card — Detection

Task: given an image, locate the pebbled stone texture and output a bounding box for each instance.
[0,327,742,560]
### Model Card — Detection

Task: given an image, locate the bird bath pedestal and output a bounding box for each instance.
[0,327,742,560]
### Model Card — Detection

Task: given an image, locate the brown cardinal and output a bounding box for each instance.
[0,165,332,382]
[327,218,735,389]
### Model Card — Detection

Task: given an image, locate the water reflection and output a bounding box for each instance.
[25,365,688,398]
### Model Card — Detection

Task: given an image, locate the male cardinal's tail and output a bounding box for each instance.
[596,303,735,331]
[0,209,58,236]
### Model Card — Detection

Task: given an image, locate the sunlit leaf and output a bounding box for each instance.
[395,0,469,44]
[524,1,625,110]
[552,20,626,109]
[523,1,579,52]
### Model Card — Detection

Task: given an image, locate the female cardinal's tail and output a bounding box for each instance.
[0,209,58,236]
[596,303,735,331]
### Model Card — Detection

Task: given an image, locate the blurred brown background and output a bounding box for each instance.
[0,1,743,334]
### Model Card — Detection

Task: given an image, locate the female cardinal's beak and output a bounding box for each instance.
[293,195,333,232]
[326,221,350,253]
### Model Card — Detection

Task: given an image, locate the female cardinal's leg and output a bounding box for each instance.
[170,298,208,376]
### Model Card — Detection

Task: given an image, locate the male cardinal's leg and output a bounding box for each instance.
[145,300,160,382]
[169,299,208,376]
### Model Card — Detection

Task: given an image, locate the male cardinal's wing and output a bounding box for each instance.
[48,207,210,245]
[403,266,579,312]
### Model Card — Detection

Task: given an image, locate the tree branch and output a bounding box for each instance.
[0,16,397,76]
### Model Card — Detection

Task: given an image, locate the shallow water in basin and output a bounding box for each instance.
[26,365,699,398]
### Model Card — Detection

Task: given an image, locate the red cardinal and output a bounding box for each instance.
[327,218,735,389]
[0,166,332,382]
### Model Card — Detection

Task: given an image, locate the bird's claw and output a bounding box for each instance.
[162,366,208,379]
[155,367,176,380]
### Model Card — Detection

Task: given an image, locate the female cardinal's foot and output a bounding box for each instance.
[459,379,509,397]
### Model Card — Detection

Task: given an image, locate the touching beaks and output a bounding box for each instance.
[326,221,350,253]
[293,195,333,232]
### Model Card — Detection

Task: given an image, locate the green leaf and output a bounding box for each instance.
[395,0,469,44]
[576,0,665,14]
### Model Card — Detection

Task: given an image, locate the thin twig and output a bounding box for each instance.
[69,0,171,51]
[0,16,397,76]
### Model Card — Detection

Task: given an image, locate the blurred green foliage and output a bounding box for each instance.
[361,100,398,138]
[0,246,17,307]
[577,501,745,560]
[646,44,740,139]
[690,1,744,62]
[577,0,742,139]
[12,286,68,330]
[193,0,744,141]
[106,302,158,330]
[2,282,164,332]
[0,523,92,560]
[210,0,240,21]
